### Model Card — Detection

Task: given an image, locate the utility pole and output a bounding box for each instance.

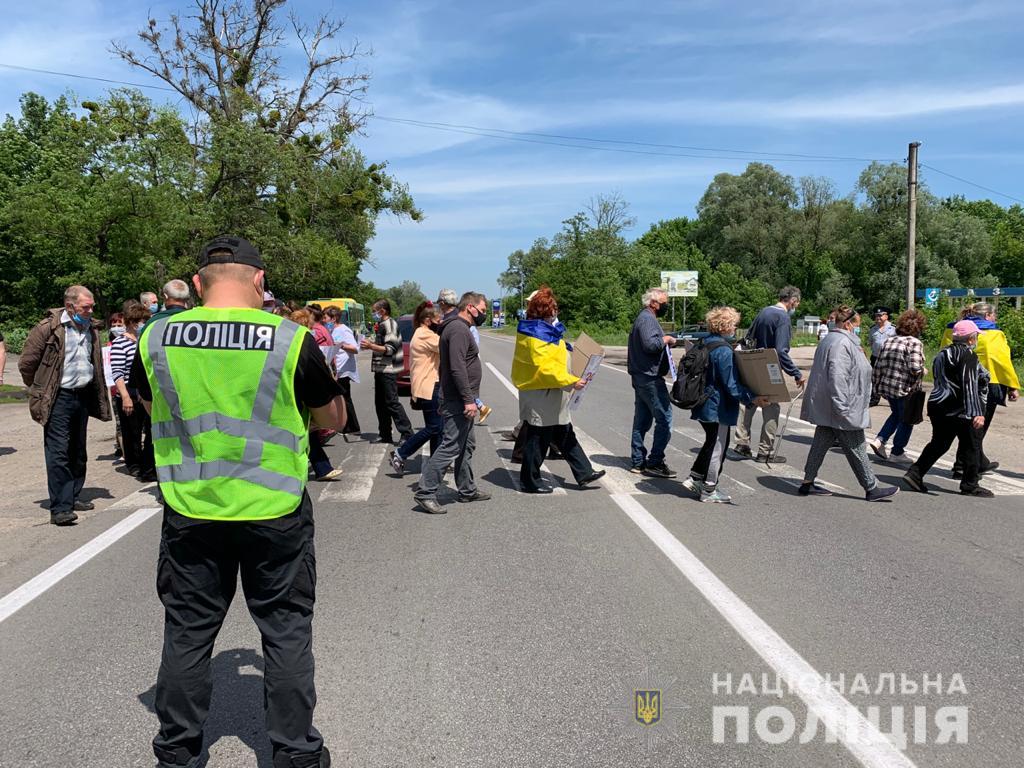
[906,141,921,310]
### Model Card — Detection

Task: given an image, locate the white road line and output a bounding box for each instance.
[609,492,916,768]
[486,361,518,398]
[107,485,159,511]
[0,507,162,623]
[319,443,388,502]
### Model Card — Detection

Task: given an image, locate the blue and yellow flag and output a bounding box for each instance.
[940,321,1020,389]
[511,319,580,391]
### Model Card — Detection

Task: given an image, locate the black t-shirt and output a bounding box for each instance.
[132,332,341,410]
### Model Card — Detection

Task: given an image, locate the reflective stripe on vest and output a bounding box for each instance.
[146,315,303,498]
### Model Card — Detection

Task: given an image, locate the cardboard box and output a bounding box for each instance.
[570,332,605,378]
[734,348,792,403]
[568,333,605,411]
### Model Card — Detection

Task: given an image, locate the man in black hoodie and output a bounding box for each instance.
[414,292,492,514]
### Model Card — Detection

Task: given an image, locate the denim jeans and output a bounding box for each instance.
[397,384,443,460]
[415,401,477,501]
[630,375,673,468]
[44,387,90,515]
[877,396,913,454]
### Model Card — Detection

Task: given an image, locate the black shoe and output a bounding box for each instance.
[522,484,554,494]
[980,462,1000,475]
[139,469,158,483]
[457,490,492,503]
[951,470,963,480]
[902,473,927,493]
[73,500,95,511]
[372,436,394,445]
[866,485,899,502]
[961,486,995,497]
[642,462,677,478]
[732,445,752,459]
[578,470,606,488]
[629,463,646,474]
[416,498,446,514]
[50,510,78,526]
[798,482,832,496]
[756,453,785,464]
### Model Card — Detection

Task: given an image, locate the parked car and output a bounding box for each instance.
[675,323,711,344]
[396,313,414,397]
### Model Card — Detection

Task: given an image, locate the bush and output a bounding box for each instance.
[1,327,30,354]
[997,306,1024,359]
[919,305,958,349]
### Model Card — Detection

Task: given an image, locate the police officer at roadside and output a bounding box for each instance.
[133,236,345,768]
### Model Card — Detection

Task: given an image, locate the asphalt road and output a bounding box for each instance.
[1,332,1022,768]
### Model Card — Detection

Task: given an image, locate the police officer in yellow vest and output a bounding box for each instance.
[134,236,346,768]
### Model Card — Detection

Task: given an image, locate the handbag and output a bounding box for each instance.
[902,387,926,425]
[410,396,425,411]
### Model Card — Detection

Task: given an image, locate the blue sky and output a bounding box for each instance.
[2,0,1023,302]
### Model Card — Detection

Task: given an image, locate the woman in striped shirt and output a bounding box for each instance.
[903,320,992,497]
[110,303,153,479]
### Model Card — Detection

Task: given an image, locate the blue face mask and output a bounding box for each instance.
[72,313,87,326]
[325,322,335,332]
[372,312,382,322]
[788,307,796,317]
[136,321,146,334]
[854,326,861,336]
[110,326,126,337]
[148,303,159,313]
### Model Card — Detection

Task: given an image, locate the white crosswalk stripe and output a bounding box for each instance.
[318,443,389,503]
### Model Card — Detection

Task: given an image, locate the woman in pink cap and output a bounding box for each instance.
[902,320,993,497]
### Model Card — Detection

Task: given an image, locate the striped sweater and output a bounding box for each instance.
[109,334,138,386]
[928,342,989,418]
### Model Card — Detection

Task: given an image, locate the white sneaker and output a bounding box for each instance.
[869,438,889,459]
[680,476,700,494]
[700,487,732,504]
[389,451,405,477]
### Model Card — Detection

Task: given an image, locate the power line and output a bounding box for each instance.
[370,115,848,162]
[920,163,1024,205]
[2,60,1022,203]
[0,62,177,93]
[372,114,887,163]
[372,115,892,163]
[0,61,892,163]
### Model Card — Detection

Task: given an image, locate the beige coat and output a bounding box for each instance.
[519,387,572,427]
[409,326,440,401]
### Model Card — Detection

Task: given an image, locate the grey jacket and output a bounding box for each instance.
[800,329,872,431]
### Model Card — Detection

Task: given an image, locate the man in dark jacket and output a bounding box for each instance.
[627,287,678,477]
[19,285,112,525]
[414,292,492,514]
[733,285,805,463]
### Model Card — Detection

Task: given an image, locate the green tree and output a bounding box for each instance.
[693,162,798,281]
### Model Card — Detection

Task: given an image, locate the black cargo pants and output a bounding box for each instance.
[153,492,325,768]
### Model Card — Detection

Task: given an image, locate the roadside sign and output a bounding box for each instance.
[661,270,698,297]
[924,288,939,308]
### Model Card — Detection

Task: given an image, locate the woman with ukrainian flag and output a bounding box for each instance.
[511,287,606,494]
[941,302,1019,476]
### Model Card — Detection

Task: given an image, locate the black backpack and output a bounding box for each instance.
[670,339,729,410]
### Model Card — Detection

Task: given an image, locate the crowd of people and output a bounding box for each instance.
[623,287,1017,502]
[12,277,1021,526]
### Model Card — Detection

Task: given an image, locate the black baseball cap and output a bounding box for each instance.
[873,306,891,317]
[198,236,265,270]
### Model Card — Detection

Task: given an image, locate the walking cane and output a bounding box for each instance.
[765,387,805,469]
